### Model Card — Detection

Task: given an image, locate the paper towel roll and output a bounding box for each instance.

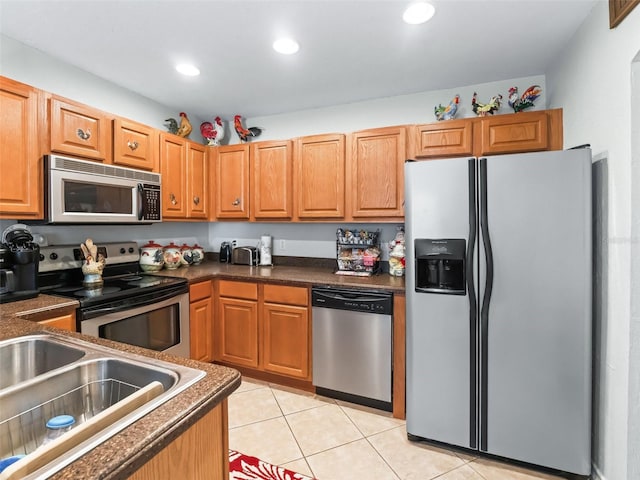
[259,235,272,265]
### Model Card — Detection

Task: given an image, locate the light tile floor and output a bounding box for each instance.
[228,378,567,480]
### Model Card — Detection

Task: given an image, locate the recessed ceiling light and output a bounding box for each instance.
[403,1,436,25]
[175,63,200,76]
[273,38,300,55]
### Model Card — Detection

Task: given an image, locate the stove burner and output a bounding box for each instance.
[53,285,83,294]
[74,286,122,298]
[120,275,143,281]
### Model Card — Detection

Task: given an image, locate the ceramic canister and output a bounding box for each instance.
[139,240,164,272]
[163,242,182,270]
[191,244,205,265]
[180,244,193,266]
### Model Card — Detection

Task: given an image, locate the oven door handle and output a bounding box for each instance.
[81,288,185,319]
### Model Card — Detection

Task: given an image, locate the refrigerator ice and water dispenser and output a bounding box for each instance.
[414,239,466,295]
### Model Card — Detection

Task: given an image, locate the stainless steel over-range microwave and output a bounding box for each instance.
[44,154,162,224]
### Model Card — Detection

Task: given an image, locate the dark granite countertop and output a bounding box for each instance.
[153,261,406,293]
[0,307,241,479]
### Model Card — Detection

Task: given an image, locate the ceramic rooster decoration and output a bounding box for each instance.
[471,92,502,117]
[434,94,460,121]
[200,117,225,146]
[234,115,262,142]
[164,118,178,135]
[176,112,192,138]
[508,85,542,113]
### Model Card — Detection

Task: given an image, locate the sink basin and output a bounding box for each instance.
[0,336,85,389]
[0,333,204,480]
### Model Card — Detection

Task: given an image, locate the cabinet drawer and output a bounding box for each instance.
[190,280,212,302]
[263,284,308,306]
[218,280,257,300]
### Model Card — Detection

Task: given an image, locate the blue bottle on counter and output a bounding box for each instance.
[42,415,75,445]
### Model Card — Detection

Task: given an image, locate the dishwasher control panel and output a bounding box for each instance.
[311,287,393,315]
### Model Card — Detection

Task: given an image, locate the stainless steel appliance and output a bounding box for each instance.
[312,286,393,411]
[405,149,592,475]
[232,246,259,266]
[38,242,190,357]
[42,155,161,224]
[0,224,40,303]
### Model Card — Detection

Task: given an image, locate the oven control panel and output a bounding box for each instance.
[39,242,140,272]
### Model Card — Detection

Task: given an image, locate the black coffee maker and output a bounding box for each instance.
[0,224,40,303]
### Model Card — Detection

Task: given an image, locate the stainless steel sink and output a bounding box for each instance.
[0,333,205,480]
[0,336,85,389]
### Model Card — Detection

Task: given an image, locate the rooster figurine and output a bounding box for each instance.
[434,94,460,121]
[234,115,262,142]
[508,85,542,113]
[164,118,178,135]
[200,117,225,146]
[176,112,192,138]
[471,92,502,117]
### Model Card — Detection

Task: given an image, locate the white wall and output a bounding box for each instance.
[0,34,204,133]
[546,2,640,479]
[243,76,546,142]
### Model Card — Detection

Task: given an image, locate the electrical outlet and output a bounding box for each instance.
[279,239,286,250]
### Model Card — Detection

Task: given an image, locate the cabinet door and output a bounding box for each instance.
[0,77,43,218]
[49,96,112,161]
[190,296,213,362]
[216,296,258,367]
[262,302,309,379]
[113,117,159,171]
[160,133,187,218]
[38,312,76,332]
[186,142,209,219]
[412,119,474,158]
[294,134,345,219]
[348,126,405,219]
[213,145,250,219]
[251,140,293,220]
[477,110,550,155]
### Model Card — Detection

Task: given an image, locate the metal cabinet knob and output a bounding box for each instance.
[232,198,241,206]
[169,193,177,205]
[76,128,91,141]
[193,196,200,206]
[127,140,139,151]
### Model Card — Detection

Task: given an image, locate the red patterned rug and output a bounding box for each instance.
[229,450,316,480]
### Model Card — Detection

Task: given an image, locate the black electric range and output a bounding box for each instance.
[38,242,187,309]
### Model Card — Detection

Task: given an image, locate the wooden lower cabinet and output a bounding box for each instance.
[189,281,213,362]
[129,399,229,480]
[38,311,76,332]
[262,284,310,379]
[214,280,310,381]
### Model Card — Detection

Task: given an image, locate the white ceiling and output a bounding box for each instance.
[0,0,597,120]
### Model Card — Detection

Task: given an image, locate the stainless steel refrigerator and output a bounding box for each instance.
[405,149,592,475]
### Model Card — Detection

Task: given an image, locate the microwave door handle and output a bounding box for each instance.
[137,184,145,220]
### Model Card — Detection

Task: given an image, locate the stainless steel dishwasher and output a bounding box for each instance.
[312,286,393,411]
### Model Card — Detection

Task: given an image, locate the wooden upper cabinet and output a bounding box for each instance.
[476,109,561,155]
[250,140,293,220]
[113,117,159,171]
[212,144,250,219]
[49,96,112,161]
[159,132,187,218]
[0,76,43,219]
[294,134,345,219]
[412,118,473,158]
[186,142,209,219]
[411,109,563,159]
[347,126,406,220]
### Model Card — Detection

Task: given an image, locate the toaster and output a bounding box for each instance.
[232,246,259,266]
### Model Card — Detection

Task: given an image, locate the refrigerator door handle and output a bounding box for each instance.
[467,158,478,449]
[479,157,493,451]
